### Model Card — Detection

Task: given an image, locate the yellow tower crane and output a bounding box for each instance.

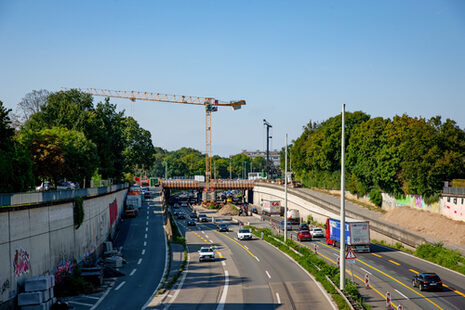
[64,88,246,191]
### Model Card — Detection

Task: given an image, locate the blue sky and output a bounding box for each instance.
[1,1,464,156]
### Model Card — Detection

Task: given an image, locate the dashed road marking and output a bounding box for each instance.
[83,296,100,300]
[395,289,409,300]
[216,270,229,310]
[142,249,146,255]
[361,268,372,275]
[137,258,143,265]
[221,261,226,266]
[114,281,126,291]
[371,253,382,258]
[209,239,214,243]
[146,221,148,225]
[145,234,147,239]
[144,241,147,247]
[130,269,136,276]
[146,227,148,232]
[255,256,260,262]
[244,245,249,250]
[69,301,94,307]
[276,292,281,304]
[266,270,271,279]
[409,269,418,274]
[389,259,400,266]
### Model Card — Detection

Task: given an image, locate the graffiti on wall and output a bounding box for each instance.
[441,197,465,222]
[54,258,76,284]
[13,248,31,277]
[109,198,118,227]
[1,279,9,295]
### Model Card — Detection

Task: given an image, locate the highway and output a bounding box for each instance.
[262,214,465,310]
[154,203,336,310]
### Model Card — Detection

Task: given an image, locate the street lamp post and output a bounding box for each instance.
[340,104,346,290]
[284,133,288,241]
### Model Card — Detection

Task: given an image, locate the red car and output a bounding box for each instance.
[297,230,312,241]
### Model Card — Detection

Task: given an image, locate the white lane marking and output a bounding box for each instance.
[216,270,229,310]
[114,281,126,291]
[144,241,147,247]
[83,296,100,300]
[159,252,190,310]
[266,270,271,279]
[205,234,209,238]
[137,258,143,265]
[244,245,249,250]
[144,234,147,239]
[142,249,146,255]
[276,292,281,304]
[395,289,410,300]
[361,268,372,275]
[69,301,94,307]
[202,231,205,234]
[209,239,214,243]
[130,269,136,276]
[146,227,148,232]
[146,221,148,225]
[222,261,226,266]
[255,256,260,262]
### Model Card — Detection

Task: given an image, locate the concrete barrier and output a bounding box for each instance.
[0,186,128,308]
[253,183,428,251]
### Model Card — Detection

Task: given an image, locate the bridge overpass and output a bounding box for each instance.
[159,179,255,202]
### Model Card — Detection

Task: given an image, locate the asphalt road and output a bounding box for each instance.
[95,189,167,310]
[155,204,336,310]
[263,213,465,310]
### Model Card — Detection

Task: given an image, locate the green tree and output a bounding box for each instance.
[122,116,155,172]
[18,127,98,185]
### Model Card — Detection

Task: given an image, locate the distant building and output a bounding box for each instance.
[242,150,281,167]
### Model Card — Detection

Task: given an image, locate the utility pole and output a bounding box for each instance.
[284,133,288,241]
[263,119,272,178]
[340,104,346,290]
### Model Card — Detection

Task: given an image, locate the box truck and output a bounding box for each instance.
[326,217,370,253]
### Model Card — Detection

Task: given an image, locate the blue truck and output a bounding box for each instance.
[325,217,371,253]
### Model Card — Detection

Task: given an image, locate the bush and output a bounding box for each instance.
[424,192,441,205]
[73,197,84,229]
[369,189,382,207]
[416,243,465,275]
[54,268,93,297]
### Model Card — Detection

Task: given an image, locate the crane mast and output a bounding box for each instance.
[64,88,245,193]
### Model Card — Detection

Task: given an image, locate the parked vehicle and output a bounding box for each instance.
[198,246,215,262]
[261,200,281,216]
[198,214,208,222]
[412,273,443,291]
[297,230,312,241]
[36,181,51,191]
[326,217,370,252]
[237,228,252,240]
[310,227,325,238]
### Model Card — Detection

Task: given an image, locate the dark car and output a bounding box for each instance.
[190,213,198,218]
[177,212,186,219]
[217,224,229,232]
[173,211,179,217]
[297,230,312,241]
[412,273,442,291]
[187,219,196,226]
[144,191,151,199]
[299,223,309,231]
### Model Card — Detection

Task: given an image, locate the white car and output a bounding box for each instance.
[237,228,252,240]
[310,227,325,238]
[198,247,215,262]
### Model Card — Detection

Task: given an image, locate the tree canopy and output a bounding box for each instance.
[291,112,465,200]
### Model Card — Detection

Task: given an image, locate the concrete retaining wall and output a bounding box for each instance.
[0,188,127,306]
[254,183,428,251]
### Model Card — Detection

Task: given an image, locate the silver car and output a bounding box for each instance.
[310,227,325,238]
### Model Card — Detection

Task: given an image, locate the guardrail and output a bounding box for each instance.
[443,186,465,195]
[0,183,129,208]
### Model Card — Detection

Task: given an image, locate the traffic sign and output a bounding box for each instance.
[345,247,357,260]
